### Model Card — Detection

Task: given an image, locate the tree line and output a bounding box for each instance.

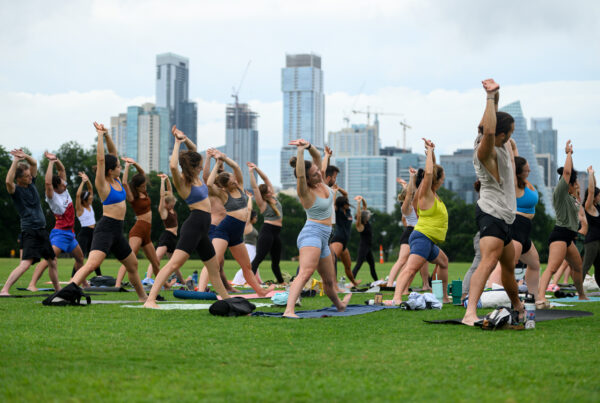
[0,142,554,262]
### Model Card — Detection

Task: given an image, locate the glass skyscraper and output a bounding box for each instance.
[328,123,379,157]
[225,103,259,189]
[156,53,197,153]
[529,117,558,187]
[280,53,325,189]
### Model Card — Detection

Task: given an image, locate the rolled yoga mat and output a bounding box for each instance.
[173,289,218,300]
[424,309,593,325]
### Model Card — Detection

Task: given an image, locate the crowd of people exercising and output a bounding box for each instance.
[2,79,597,322]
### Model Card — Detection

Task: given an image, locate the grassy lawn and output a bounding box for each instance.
[0,257,598,402]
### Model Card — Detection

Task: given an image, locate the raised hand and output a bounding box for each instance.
[354,195,363,202]
[482,79,500,93]
[93,122,108,133]
[210,148,225,160]
[324,146,333,156]
[587,166,594,175]
[565,140,573,154]
[422,138,435,150]
[331,183,339,192]
[122,157,135,165]
[245,190,253,199]
[157,173,168,180]
[10,149,26,160]
[78,172,90,182]
[44,151,57,161]
[171,125,186,141]
[409,167,417,176]
[289,139,309,149]
[396,177,407,188]
[246,162,257,171]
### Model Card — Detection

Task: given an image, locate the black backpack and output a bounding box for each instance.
[89,276,116,287]
[42,283,92,306]
[209,297,256,316]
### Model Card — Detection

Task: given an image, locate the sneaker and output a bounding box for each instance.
[142,277,154,286]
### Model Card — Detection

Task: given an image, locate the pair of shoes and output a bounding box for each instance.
[142,277,154,286]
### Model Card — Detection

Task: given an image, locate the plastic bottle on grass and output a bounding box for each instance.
[524,294,535,329]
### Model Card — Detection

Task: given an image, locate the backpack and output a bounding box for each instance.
[209,297,256,316]
[478,307,522,330]
[89,276,116,287]
[42,283,92,306]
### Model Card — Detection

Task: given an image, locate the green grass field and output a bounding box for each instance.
[0,257,599,402]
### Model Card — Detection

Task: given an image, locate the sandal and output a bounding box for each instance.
[536,300,551,310]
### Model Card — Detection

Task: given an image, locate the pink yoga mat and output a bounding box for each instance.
[217,290,283,300]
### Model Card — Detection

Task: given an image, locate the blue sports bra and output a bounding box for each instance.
[102,179,126,206]
[517,186,538,214]
[185,183,209,205]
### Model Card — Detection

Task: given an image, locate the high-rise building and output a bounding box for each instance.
[328,122,379,157]
[500,101,555,216]
[156,53,197,152]
[440,149,479,204]
[529,117,558,187]
[111,103,169,173]
[280,53,325,189]
[225,103,259,189]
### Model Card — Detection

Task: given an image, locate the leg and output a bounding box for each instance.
[392,254,427,303]
[251,227,273,274]
[419,261,431,291]
[142,242,162,277]
[147,246,167,278]
[341,248,359,286]
[70,250,106,286]
[387,244,410,287]
[431,250,451,303]
[118,252,145,301]
[552,260,569,284]
[316,254,352,311]
[520,243,541,301]
[203,255,230,300]
[498,242,523,312]
[283,247,320,318]
[352,251,366,278]
[46,257,60,291]
[229,243,275,297]
[366,251,378,282]
[0,259,34,295]
[462,236,504,325]
[115,237,142,287]
[565,243,588,300]
[27,259,49,291]
[145,250,189,308]
[581,241,598,278]
[487,263,503,288]
[270,232,284,283]
[538,241,568,304]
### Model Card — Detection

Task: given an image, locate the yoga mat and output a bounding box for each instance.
[17,287,55,292]
[0,294,52,298]
[123,302,273,310]
[252,304,398,318]
[550,296,600,303]
[424,309,593,325]
[84,286,131,292]
[173,290,217,300]
[217,290,283,300]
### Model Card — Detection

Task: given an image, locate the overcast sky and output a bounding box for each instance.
[1,0,599,186]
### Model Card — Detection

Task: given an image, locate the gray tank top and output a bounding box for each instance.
[263,199,283,221]
[473,143,516,224]
[224,187,249,212]
[244,226,258,246]
[305,187,334,221]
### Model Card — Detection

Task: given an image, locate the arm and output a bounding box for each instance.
[165,175,173,194]
[476,79,500,163]
[104,130,118,157]
[291,141,310,198]
[355,196,364,232]
[334,185,348,198]
[93,122,108,188]
[255,166,275,194]
[172,125,196,152]
[508,138,519,194]
[5,156,21,194]
[206,158,222,188]
[321,146,332,178]
[221,154,244,187]
[55,159,67,181]
[419,139,436,201]
[247,163,266,211]
[585,166,596,214]
[122,159,133,202]
[401,168,417,216]
[307,143,322,172]
[157,174,168,220]
[563,140,574,184]
[75,172,91,217]
[202,151,211,183]
[169,137,184,193]
[45,159,55,199]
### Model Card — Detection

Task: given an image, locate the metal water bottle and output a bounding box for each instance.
[524,294,536,330]
[192,270,198,285]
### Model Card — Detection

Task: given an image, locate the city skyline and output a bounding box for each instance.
[1,1,599,188]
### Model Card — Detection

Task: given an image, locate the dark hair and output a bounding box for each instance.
[361,210,371,224]
[52,174,62,189]
[335,196,349,210]
[216,172,231,188]
[325,165,340,178]
[514,156,527,189]
[584,187,600,205]
[250,210,258,221]
[105,154,119,176]
[129,173,146,199]
[478,111,515,136]
[473,180,481,193]
[289,156,312,179]
[179,151,202,185]
[258,184,269,199]
[557,167,578,185]
[416,165,444,188]
[15,163,30,179]
[81,191,91,204]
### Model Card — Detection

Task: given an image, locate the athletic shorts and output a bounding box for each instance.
[408,230,440,261]
[212,215,245,247]
[476,204,512,246]
[330,233,349,249]
[21,228,56,264]
[158,230,177,254]
[297,221,332,259]
[49,228,79,253]
[548,225,577,247]
[91,216,133,261]
[511,214,532,254]
[400,226,415,245]
[176,209,216,261]
[129,219,152,246]
[208,224,218,241]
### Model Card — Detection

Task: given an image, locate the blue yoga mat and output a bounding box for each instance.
[252,304,398,318]
[173,289,217,300]
[551,296,600,303]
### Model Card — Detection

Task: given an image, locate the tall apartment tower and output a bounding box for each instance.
[156,53,197,153]
[529,117,558,187]
[280,53,325,189]
[328,122,380,157]
[225,103,259,189]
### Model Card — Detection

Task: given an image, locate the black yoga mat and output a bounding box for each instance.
[424,309,593,325]
[0,294,52,298]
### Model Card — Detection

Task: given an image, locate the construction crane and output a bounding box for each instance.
[400,120,412,151]
[230,61,252,152]
[351,108,403,126]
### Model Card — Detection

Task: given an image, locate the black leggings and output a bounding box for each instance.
[251,223,283,283]
[72,226,102,277]
[583,240,600,280]
[352,245,377,281]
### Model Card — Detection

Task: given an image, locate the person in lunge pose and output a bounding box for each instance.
[581,166,600,286]
[144,126,231,308]
[72,172,102,278]
[537,141,588,306]
[462,79,525,325]
[205,149,274,297]
[1,149,59,295]
[283,139,352,318]
[27,152,86,291]
[352,196,378,281]
[392,139,451,305]
[247,162,284,284]
[68,122,147,300]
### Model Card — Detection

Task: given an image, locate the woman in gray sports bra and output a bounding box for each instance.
[247,162,285,284]
[206,149,274,297]
[282,139,352,318]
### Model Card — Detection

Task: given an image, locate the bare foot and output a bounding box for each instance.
[578,294,589,300]
[461,314,479,326]
[257,284,276,297]
[138,295,148,303]
[338,293,352,311]
[26,286,38,292]
[0,291,11,296]
[422,287,432,292]
[143,300,159,309]
[354,279,363,286]
[443,297,452,304]
[282,312,299,319]
[227,287,241,293]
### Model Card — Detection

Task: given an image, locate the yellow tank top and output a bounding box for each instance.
[414,196,448,244]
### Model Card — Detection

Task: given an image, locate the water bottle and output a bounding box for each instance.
[192,270,198,285]
[524,294,536,330]
[339,276,346,289]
